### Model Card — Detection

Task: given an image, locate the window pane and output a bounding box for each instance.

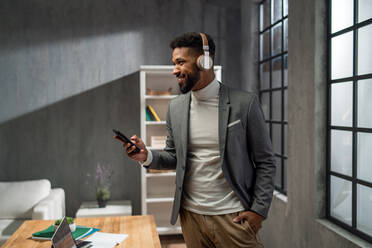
[284,124,288,156]
[283,0,288,16]
[284,19,288,52]
[284,54,288,86]
[260,4,264,31]
[357,132,372,183]
[283,159,287,191]
[357,184,372,235]
[284,89,288,121]
[271,0,282,23]
[358,79,372,128]
[330,176,352,226]
[358,0,372,23]
[272,57,282,88]
[331,82,353,126]
[331,32,353,79]
[260,34,263,60]
[272,123,281,154]
[358,24,372,75]
[260,31,270,60]
[272,90,282,120]
[271,23,282,56]
[331,0,354,33]
[260,62,270,90]
[274,156,282,188]
[261,92,270,120]
[331,130,353,176]
[263,0,271,29]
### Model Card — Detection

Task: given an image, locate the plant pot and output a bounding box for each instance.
[97,199,108,208]
[54,223,76,232]
[96,186,110,208]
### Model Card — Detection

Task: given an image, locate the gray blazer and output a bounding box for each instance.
[147,83,276,225]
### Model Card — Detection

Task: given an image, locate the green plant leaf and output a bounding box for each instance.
[55,217,74,225]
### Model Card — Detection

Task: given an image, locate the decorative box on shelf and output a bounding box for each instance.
[151,136,167,149]
[147,169,175,174]
[146,87,172,96]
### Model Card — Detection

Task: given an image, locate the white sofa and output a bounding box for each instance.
[0,179,65,245]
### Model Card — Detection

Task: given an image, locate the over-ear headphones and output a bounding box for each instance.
[197,33,213,70]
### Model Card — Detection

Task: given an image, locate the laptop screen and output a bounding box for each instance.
[51,217,77,248]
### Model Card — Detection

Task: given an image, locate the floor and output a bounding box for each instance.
[160,234,186,248]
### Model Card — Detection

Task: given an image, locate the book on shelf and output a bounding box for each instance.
[146,105,161,121]
[145,108,153,121]
[146,106,157,121]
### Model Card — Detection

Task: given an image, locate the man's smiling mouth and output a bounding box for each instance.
[177,74,186,83]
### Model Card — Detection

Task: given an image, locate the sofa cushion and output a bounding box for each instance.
[0,219,24,246]
[0,180,51,219]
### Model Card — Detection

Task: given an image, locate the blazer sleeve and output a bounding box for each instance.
[246,95,276,218]
[147,102,177,170]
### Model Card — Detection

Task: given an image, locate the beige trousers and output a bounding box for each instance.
[179,208,263,248]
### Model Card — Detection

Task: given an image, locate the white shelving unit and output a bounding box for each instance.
[140,65,222,235]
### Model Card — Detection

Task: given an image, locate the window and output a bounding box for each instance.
[259,0,288,194]
[327,0,372,242]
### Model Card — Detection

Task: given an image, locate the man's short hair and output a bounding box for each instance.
[169,32,215,58]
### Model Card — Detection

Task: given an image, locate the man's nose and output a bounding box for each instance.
[173,66,180,75]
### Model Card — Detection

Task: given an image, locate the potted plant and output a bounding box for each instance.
[96,163,112,208]
[96,186,111,208]
[54,217,76,232]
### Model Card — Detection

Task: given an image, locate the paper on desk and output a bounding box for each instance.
[84,232,128,247]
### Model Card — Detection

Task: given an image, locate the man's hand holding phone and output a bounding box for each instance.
[113,129,148,162]
[123,135,148,162]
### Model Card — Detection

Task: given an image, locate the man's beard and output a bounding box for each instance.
[178,67,200,94]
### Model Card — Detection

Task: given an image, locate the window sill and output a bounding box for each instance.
[316,219,372,248]
[273,190,288,203]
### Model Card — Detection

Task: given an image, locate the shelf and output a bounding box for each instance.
[140,65,221,73]
[145,121,166,125]
[147,146,164,150]
[146,172,176,178]
[140,65,174,72]
[146,197,174,203]
[157,226,182,235]
[145,95,177,100]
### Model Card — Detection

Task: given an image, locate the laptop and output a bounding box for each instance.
[51,217,92,248]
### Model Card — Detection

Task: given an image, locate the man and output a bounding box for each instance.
[125,32,276,248]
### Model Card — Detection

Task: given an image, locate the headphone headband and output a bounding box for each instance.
[200,33,209,52]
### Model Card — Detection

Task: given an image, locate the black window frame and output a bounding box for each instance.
[258,0,288,195]
[326,0,372,243]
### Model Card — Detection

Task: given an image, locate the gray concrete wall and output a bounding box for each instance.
[0,73,142,216]
[0,0,242,216]
[255,0,372,247]
[240,0,260,94]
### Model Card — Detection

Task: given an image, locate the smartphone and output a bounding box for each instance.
[112,129,140,153]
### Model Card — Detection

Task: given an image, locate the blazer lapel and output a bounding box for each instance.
[218,84,230,160]
[178,92,191,163]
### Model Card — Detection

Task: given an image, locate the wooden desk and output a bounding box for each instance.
[2,215,161,248]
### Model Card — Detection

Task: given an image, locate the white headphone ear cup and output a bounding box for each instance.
[204,55,213,70]
[197,55,204,70]
[197,55,213,70]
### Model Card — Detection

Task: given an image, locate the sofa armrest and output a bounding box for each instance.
[32,188,65,220]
